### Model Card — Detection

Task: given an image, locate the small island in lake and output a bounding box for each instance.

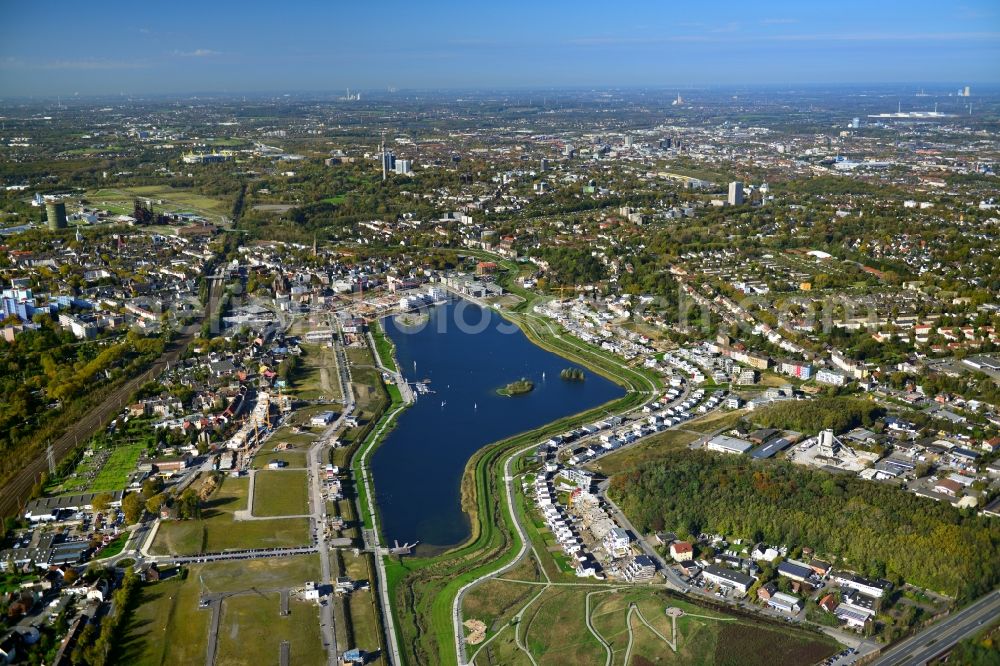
[560,367,585,382]
[497,378,534,396]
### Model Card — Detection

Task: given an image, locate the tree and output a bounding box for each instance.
[121,492,143,525]
[140,477,163,499]
[91,493,112,513]
[144,493,165,516]
[177,488,201,520]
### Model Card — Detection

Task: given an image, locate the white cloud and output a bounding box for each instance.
[175,49,221,57]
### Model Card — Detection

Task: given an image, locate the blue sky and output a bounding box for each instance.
[1,0,998,96]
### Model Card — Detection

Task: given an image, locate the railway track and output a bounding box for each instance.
[0,329,197,518]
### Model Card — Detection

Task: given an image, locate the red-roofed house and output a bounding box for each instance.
[670,541,693,562]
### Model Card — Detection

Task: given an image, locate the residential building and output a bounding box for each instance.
[670,541,694,562]
[622,555,656,582]
[757,582,778,601]
[777,559,815,583]
[816,369,847,386]
[603,527,631,558]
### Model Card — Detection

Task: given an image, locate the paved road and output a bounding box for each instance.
[453,439,540,666]
[453,375,661,664]
[205,596,222,666]
[310,433,339,665]
[869,589,1000,666]
[313,334,357,665]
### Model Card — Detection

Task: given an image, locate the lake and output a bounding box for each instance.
[370,297,625,551]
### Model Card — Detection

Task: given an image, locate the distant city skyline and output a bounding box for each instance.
[1,0,998,97]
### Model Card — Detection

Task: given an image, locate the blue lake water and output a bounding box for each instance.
[370,298,625,550]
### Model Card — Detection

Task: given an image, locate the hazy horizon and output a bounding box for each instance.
[2,0,999,97]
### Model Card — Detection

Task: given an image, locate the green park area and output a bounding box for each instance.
[466,582,838,666]
[150,476,310,556]
[371,320,398,372]
[252,469,310,517]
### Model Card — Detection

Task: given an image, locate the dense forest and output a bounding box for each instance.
[752,396,885,434]
[535,246,607,285]
[609,450,1000,601]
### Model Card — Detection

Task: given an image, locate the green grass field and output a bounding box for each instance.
[289,343,343,402]
[117,575,210,666]
[119,555,322,666]
[90,444,144,492]
[371,320,398,372]
[150,476,310,555]
[252,469,310,517]
[250,447,309,470]
[587,428,699,476]
[470,584,839,666]
[462,552,542,634]
[216,594,325,666]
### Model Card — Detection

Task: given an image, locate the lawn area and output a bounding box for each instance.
[197,554,322,592]
[289,343,343,402]
[119,555,322,666]
[90,444,144,492]
[521,587,605,665]
[216,594,325,666]
[252,469,310,517]
[117,575,210,666]
[587,428,699,476]
[371,320,398,372]
[462,551,542,633]
[150,476,310,555]
[684,408,747,434]
[99,534,128,559]
[250,447,309,470]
